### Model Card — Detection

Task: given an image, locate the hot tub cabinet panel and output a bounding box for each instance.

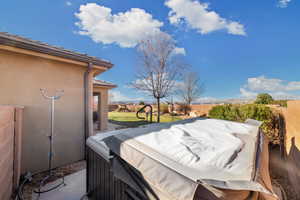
[87,147,146,200]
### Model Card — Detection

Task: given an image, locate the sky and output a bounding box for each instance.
[1,0,300,103]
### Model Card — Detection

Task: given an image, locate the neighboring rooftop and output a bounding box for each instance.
[0,32,113,68]
[93,79,117,88]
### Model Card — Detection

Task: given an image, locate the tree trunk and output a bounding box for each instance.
[185,100,191,115]
[157,98,160,123]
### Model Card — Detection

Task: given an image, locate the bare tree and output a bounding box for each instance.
[131,33,185,122]
[177,72,204,114]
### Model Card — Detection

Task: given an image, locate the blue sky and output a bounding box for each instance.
[1,0,300,102]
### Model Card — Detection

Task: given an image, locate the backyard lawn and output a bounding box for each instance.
[108,112,182,127]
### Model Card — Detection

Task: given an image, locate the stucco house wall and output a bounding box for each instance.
[281,100,300,196]
[0,49,86,172]
[0,32,115,173]
[283,101,300,153]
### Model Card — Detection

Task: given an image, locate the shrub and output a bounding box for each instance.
[271,100,288,107]
[239,104,273,121]
[208,104,242,121]
[255,93,274,104]
[209,104,280,144]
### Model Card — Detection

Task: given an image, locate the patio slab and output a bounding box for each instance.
[32,170,86,200]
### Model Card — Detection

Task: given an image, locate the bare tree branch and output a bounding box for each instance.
[177,72,204,114]
[130,33,186,122]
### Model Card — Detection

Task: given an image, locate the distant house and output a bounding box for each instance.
[0,32,116,173]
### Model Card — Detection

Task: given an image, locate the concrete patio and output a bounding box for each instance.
[31,170,86,200]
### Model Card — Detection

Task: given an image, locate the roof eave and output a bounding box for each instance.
[0,34,113,69]
[93,84,117,89]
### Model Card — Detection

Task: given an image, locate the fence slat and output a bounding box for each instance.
[0,105,23,200]
[0,106,15,200]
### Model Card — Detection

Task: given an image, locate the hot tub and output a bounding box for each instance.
[86,118,278,200]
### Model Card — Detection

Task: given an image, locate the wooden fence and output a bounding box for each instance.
[0,105,23,200]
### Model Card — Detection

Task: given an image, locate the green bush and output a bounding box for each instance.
[208,104,243,121]
[239,104,273,121]
[271,100,288,107]
[255,93,274,104]
[209,104,280,144]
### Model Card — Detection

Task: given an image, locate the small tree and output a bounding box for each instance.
[139,101,145,105]
[177,72,204,114]
[255,93,274,104]
[131,33,185,122]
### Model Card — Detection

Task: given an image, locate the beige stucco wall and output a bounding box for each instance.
[0,49,86,173]
[281,100,300,196]
[283,101,300,153]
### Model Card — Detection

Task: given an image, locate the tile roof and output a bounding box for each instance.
[0,32,113,68]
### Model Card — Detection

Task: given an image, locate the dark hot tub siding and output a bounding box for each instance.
[87,147,146,200]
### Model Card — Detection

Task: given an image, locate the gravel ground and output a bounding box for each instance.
[19,160,86,200]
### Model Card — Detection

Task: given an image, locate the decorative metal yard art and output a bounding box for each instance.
[34,88,65,195]
[136,104,153,123]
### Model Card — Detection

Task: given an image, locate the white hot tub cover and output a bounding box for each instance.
[87,118,278,200]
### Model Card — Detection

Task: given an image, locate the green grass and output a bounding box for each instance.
[108,112,182,128]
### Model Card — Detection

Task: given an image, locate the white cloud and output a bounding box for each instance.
[244,76,300,92]
[240,76,300,99]
[194,97,219,103]
[173,47,186,55]
[165,0,246,36]
[75,3,164,48]
[278,0,292,8]
[66,1,72,6]
[240,88,258,99]
[110,91,144,102]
